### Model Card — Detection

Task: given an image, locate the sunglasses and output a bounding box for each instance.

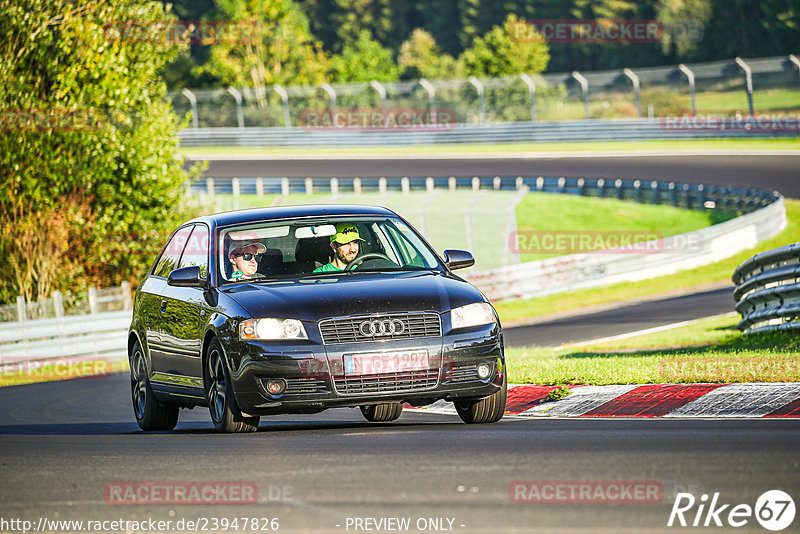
[234,252,260,261]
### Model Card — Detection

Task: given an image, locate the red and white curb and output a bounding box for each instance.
[407,383,800,418]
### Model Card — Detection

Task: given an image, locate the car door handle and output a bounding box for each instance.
[160,299,167,313]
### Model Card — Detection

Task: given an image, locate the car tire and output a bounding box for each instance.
[130,339,179,431]
[454,374,507,424]
[205,338,260,433]
[360,402,403,422]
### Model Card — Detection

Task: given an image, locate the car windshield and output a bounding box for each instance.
[218,216,442,283]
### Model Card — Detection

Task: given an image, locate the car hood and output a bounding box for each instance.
[220,271,485,321]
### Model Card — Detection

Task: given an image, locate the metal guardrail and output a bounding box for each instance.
[178,117,800,147]
[733,243,800,333]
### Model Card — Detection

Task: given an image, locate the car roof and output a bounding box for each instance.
[186,205,399,227]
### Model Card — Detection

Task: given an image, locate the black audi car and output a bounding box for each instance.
[128,205,506,432]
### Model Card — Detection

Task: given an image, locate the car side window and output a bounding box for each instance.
[178,224,209,278]
[153,225,194,278]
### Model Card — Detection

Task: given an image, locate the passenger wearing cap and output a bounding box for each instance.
[313,223,364,273]
[229,241,267,280]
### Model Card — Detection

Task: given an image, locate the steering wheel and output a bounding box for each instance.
[344,253,394,271]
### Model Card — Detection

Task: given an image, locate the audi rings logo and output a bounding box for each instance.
[359,318,406,337]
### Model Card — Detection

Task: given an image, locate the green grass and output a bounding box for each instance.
[179,138,800,157]
[506,314,800,385]
[495,198,800,324]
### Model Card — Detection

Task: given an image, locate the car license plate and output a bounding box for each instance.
[344,349,429,375]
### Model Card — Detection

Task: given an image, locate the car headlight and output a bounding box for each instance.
[240,318,308,340]
[450,302,496,329]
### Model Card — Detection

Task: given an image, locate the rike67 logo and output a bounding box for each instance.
[668,490,795,531]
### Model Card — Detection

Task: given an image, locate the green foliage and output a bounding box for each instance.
[330,30,400,82]
[0,0,202,304]
[460,14,550,77]
[203,0,330,90]
[544,386,573,402]
[398,29,463,80]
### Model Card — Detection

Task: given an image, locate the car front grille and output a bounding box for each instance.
[279,378,329,394]
[447,363,479,383]
[319,313,441,344]
[334,369,439,395]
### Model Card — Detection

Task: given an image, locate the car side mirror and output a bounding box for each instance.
[167,266,206,288]
[443,249,475,270]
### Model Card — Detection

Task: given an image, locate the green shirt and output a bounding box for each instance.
[313,263,344,273]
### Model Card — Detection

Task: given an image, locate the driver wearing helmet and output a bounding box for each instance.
[313,223,364,273]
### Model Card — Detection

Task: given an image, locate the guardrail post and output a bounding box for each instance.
[354,177,362,195]
[597,178,605,198]
[468,77,485,124]
[379,177,387,195]
[516,177,524,191]
[735,57,755,119]
[536,177,544,191]
[448,176,456,191]
[256,177,264,197]
[696,184,705,209]
[226,87,245,128]
[16,296,26,322]
[790,55,800,89]
[577,178,585,196]
[472,176,480,191]
[519,73,537,122]
[634,180,642,203]
[669,182,677,206]
[615,179,624,200]
[305,177,313,195]
[88,287,98,315]
[330,177,339,196]
[52,291,64,318]
[121,282,133,311]
[678,64,696,117]
[206,177,215,197]
[281,177,290,197]
[557,177,566,194]
[401,177,410,194]
[651,181,659,204]
[426,177,435,192]
[274,85,291,128]
[623,68,642,118]
[180,88,199,129]
[232,177,240,210]
[571,71,590,119]
[419,79,437,126]
[682,183,691,208]
[493,176,501,190]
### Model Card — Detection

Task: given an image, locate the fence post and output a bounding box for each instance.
[516,177,524,191]
[520,73,537,122]
[790,55,800,89]
[274,85,291,128]
[735,57,755,119]
[256,177,264,197]
[472,176,480,191]
[281,177,290,197]
[180,88,199,129]
[226,87,245,128]
[379,177,387,195]
[419,79,436,126]
[16,296,26,322]
[468,77,485,124]
[330,177,339,196]
[426,177,434,193]
[623,68,642,118]
[88,287,98,315]
[305,177,313,196]
[678,64,697,117]
[448,176,456,191]
[370,80,388,122]
[232,177,240,210]
[53,291,64,318]
[354,177,362,195]
[571,71,590,119]
[321,83,337,121]
[121,281,133,311]
[493,176,501,190]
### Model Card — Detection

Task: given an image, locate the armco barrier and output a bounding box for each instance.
[178,118,800,147]
[733,243,800,333]
[465,194,785,302]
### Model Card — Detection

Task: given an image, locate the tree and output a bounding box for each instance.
[0,0,202,305]
[203,0,330,97]
[398,29,462,80]
[330,30,400,82]
[460,13,550,77]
